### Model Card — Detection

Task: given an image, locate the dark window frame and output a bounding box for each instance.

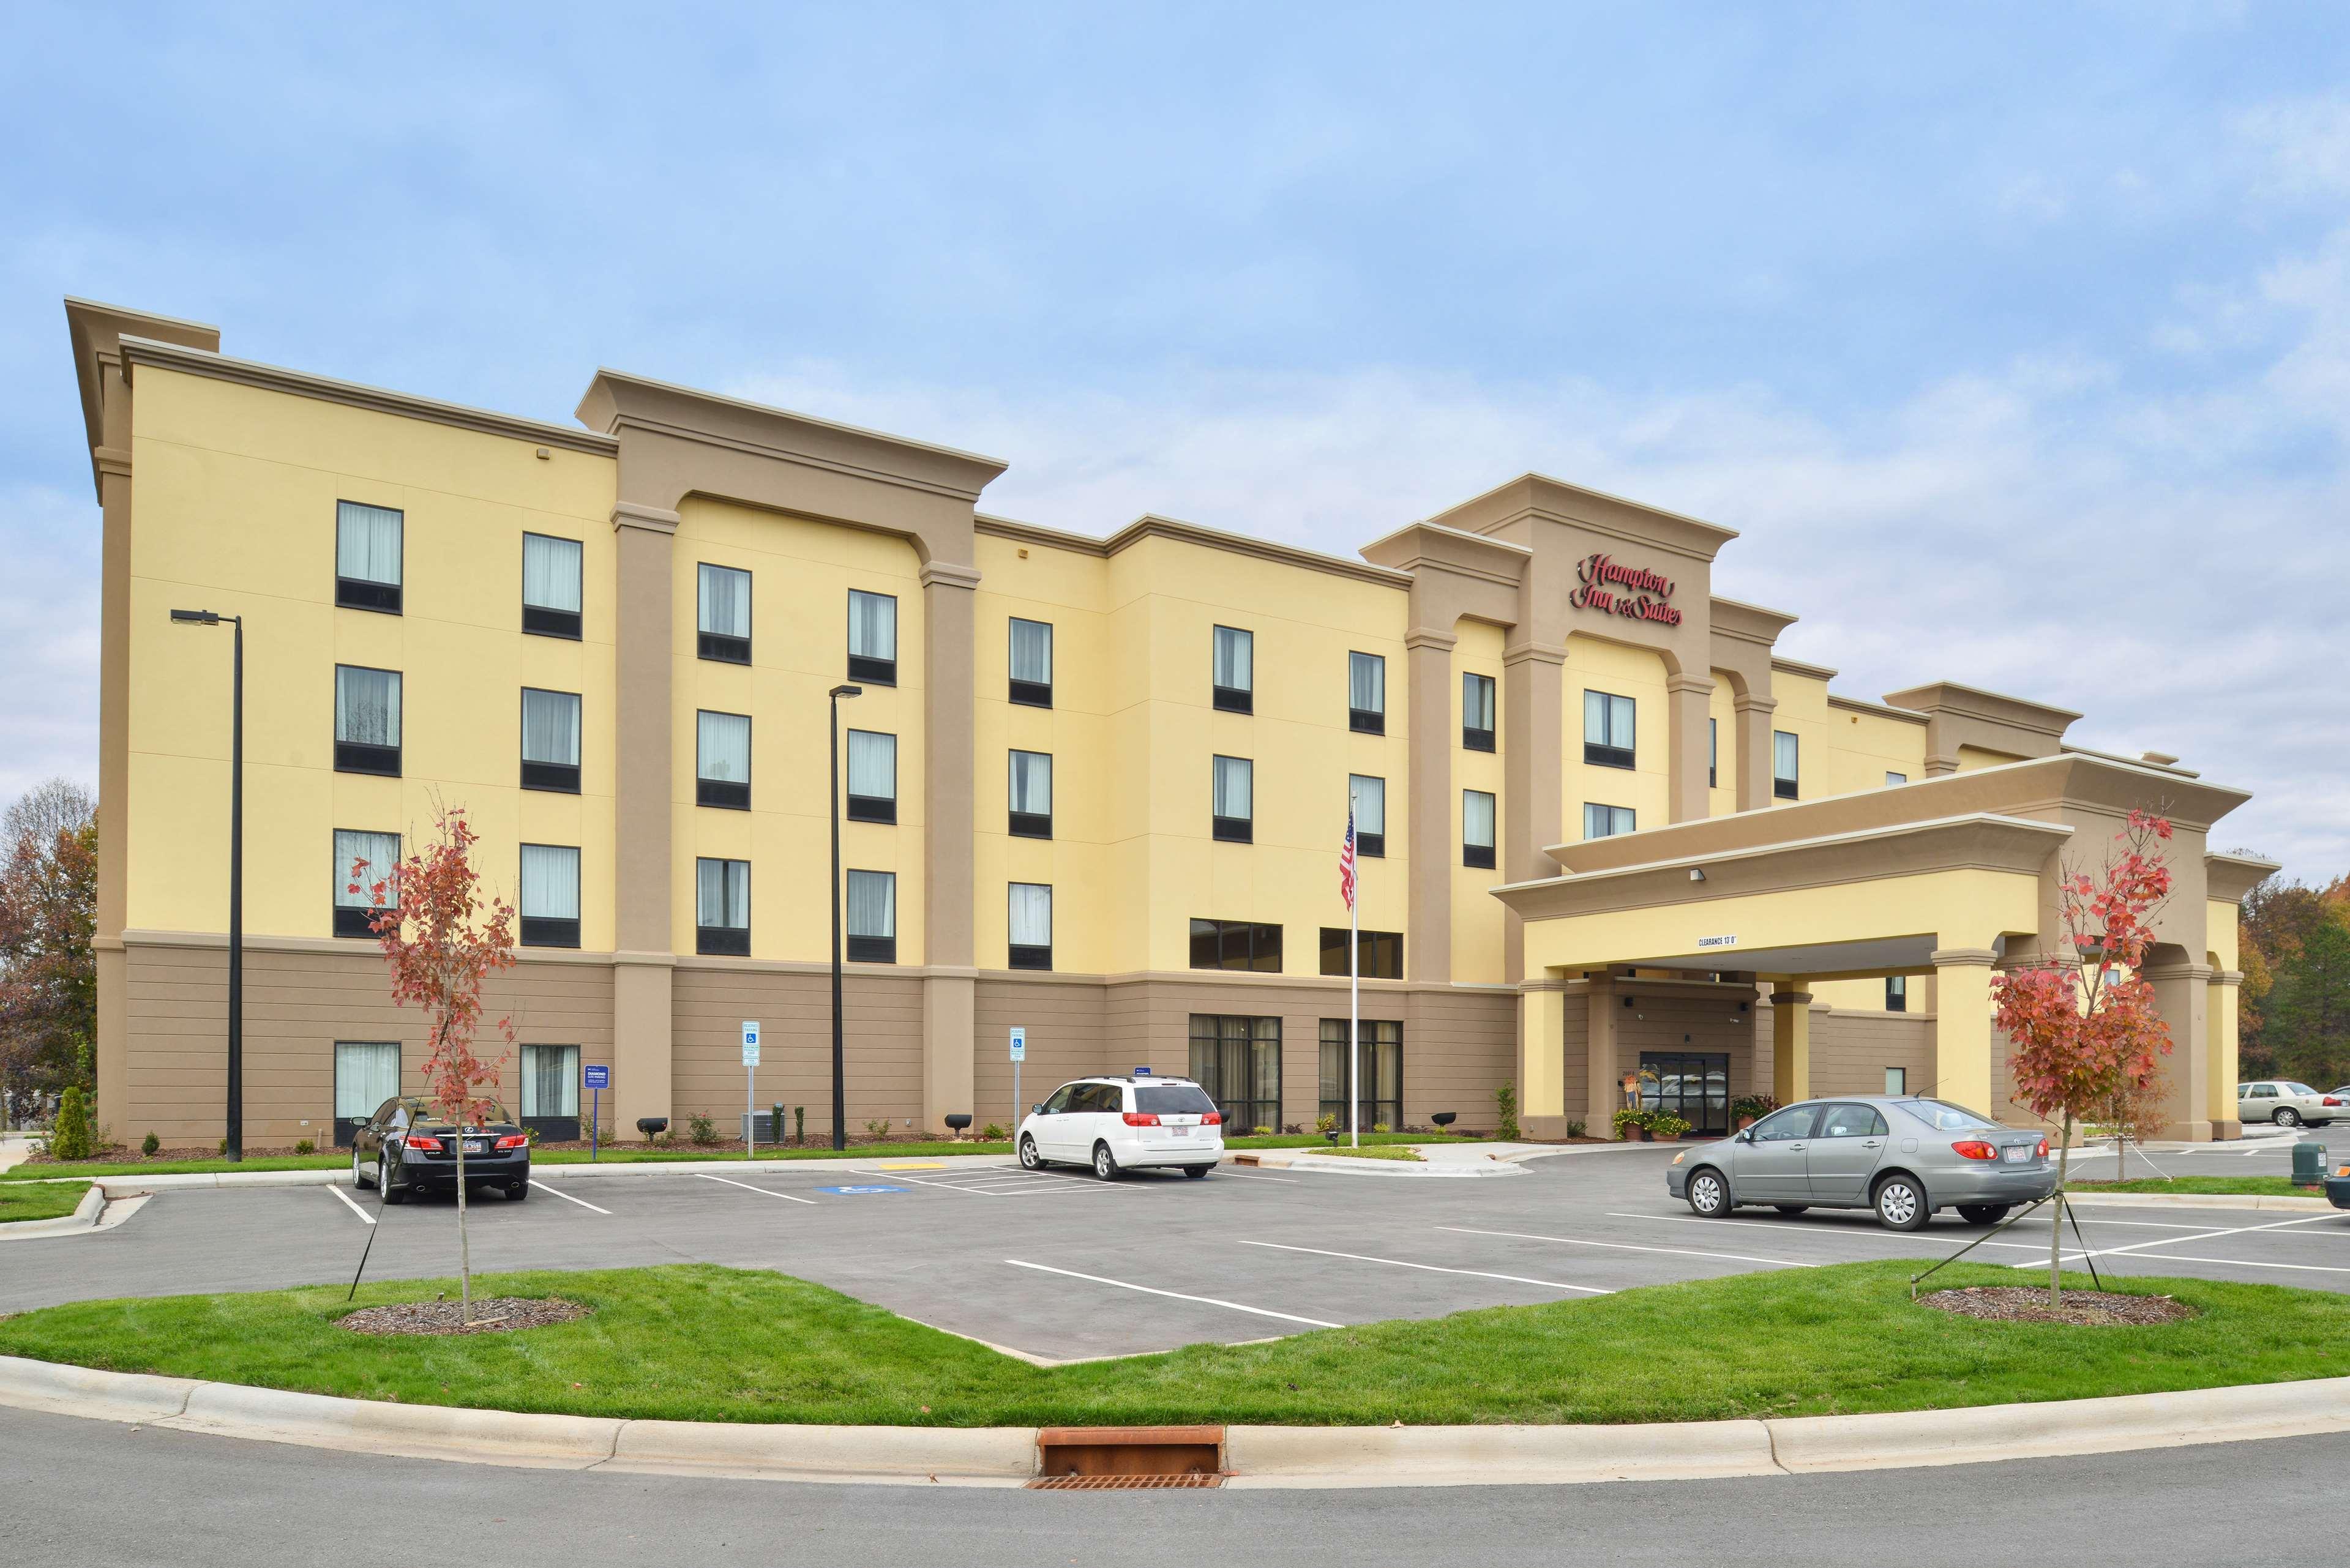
[1708,717,1718,790]
[1462,787,1497,869]
[695,856,750,957]
[1211,624,1253,714]
[1188,1014,1281,1133]
[1350,774,1385,859]
[848,589,899,687]
[1584,802,1637,839]
[332,664,403,777]
[1320,1017,1402,1132]
[334,499,404,615]
[696,709,752,811]
[1188,917,1283,973]
[1347,651,1385,734]
[332,828,400,939]
[1584,689,1636,770]
[1008,616,1053,708]
[696,562,753,665]
[1008,749,1052,839]
[846,868,897,963]
[1462,671,1497,752]
[521,532,584,640]
[519,687,583,795]
[1319,927,1404,980]
[1886,975,1907,1013]
[518,844,582,950]
[1773,730,1800,800]
[845,729,897,824]
[1212,754,1252,843]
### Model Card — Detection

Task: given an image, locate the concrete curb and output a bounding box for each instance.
[4,1353,2347,1489]
[0,1182,107,1240]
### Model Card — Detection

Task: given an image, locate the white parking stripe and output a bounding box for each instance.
[1208,1169,1301,1183]
[1440,1225,1813,1268]
[1238,1239,1611,1294]
[692,1173,819,1205]
[1606,1210,2228,1242]
[529,1180,612,1214]
[1003,1259,1342,1327]
[2015,1211,2333,1268]
[2081,1252,2350,1275]
[327,1184,377,1225]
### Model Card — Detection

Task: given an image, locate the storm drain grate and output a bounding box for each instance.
[1028,1473,1226,1490]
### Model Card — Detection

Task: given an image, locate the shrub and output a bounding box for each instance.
[687,1113,719,1146]
[1494,1080,1521,1143]
[863,1119,890,1140]
[1315,1112,1338,1136]
[770,1104,786,1144]
[523,1125,541,1144]
[140,1131,160,1157]
[980,1122,1005,1141]
[1252,1125,1272,1136]
[50,1088,93,1161]
[1611,1107,1651,1139]
[1648,1110,1692,1140]
[1282,1122,1304,1135]
[1730,1092,1778,1124]
[1565,1119,1587,1139]
[793,1105,806,1145]
[293,1138,316,1155]
[1371,1121,1391,1135]
[216,1137,228,1156]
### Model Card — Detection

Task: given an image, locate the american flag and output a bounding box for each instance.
[1338,807,1356,911]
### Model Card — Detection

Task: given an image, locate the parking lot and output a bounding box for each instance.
[9,1130,2350,1362]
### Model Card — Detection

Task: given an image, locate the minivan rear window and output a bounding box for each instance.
[1136,1085,1218,1115]
[1894,1098,1997,1132]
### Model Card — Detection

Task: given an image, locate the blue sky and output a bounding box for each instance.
[6,2,2346,876]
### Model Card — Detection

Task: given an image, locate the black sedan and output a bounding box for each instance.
[350,1096,532,1203]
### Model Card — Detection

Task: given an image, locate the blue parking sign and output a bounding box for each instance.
[583,1064,610,1090]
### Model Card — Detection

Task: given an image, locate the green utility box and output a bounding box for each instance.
[2292,1140,2329,1188]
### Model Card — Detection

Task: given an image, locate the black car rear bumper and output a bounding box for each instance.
[395,1151,530,1189]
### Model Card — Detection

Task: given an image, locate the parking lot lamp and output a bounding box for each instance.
[170,608,244,1162]
[829,684,862,1151]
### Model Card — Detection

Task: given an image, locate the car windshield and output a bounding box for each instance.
[1893,1098,1999,1132]
[1136,1085,1217,1115]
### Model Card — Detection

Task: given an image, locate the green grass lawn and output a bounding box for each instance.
[2,1260,2343,1427]
[0,1179,91,1224]
[2075,1176,2319,1197]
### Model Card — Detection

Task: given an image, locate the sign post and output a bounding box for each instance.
[1009,1026,1027,1134]
[741,1021,762,1160]
[583,1064,610,1162]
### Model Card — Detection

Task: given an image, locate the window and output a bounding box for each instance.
[520,688,582,793]
[332,829,399,938]
[846,731,897,823]
[335,500,403,613]
[1319,928,1402,979]
[1349,775,1385,857]
[697,564,751,663]
[1885,1067,1908,1096]
[1212,755,1253,842]
[520,1045,581,1137]
[1817,1103,1889,1138]
[1709,718,1718,789]
[1321,1018,1401,1131]
[522,533,582,639]
[1773,731,1800,799]
[1212,625,1253,713]
[1584,802,1637,838]
[1462,672,1496,752]
[1885,771,1908,786]
[1584,690,1636,769]
[848,589,897,684]
[695,857,750,956]
[333,1042,400,1146]
[1348,652,1385,734]
[1886,975,1907,1012]
[334,665,402,775]
[1751,1105,1819,1142]
[1189,1014,1280,1132]
[1008,882,1052,970]
[1462,790,1497,870]
[1009,618,1053,707]
[1189,918,1282,973]
[697,711,751,810]
[519,844,580,948]
[846,869,896,962]
[1009,750,1052,838]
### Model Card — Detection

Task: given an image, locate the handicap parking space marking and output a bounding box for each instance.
[2019,1211,2336,1269]
[326,1184,377,1226]
[693,1172,821,1205]
[815,1184,908,1195]
[1237,1239,1612,1295]
[1003,1258,1344,1328]
[1439,1225,1816,1269]
[528,1180,612,1214]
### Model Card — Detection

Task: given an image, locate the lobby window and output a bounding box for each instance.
[1212,625,1253,713]
[1321,1018,1401,1132]
[1009,618,1053,707]
[1190,1014,1281,1132]
[1008,882,1052,970]
[1886,975,1907,1012]
[1009,749,1053,838]
[848,589,897,685]
[519,844,581,949]
[520,1045,582,1138]
[697,711,751,810]
[520,688,582,794]
[1885,1067,1908,1096]
[1885,771,1908,786]
[695,857,750,957]
[1319,927,1402,980]
[846,730,897,823]
[1773,731,1800,799]
[1462,672,1496,752]
[846,869,896,962]
[1349,774,1385,857]
[1348,651,1385,734]
[334,500,403,614]
[1584,802,1637,839]
[333,1041,400,1147]
[1709,719,1718,789]
[1211,755,1253,842]
[332,829,399,939]
[1462,790,1497,870]
[522,533,582,640]
[1189,918,1281,973]
[1584,690,1636,769]
[333,665,402,776]
[697,564,751,664]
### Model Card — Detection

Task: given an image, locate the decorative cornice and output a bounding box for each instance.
[1770,656,1838,683]
[2204,851,2281,905]
[2212,969,2246,988]
[974,512,1413,591]
[92,445,132,481]
[1768,990,1816,1006]
[1666,673,1716,696]
[1502,639,1568,668]
[611,501,681,536]
[1929,947,2000,968]
[1403,628,1460,653]
[1708,596,1800,646]
[1732,693,1778,715]
[918,560,984,592]
[1828,693,1928,726]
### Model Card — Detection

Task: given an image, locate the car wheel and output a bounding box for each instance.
[1019,1135,1044,1171]
[381,1167,408,1204]
[1773,1205,1809,1215]
[1958,1204,2010,1225]
[1093,1142,1121,1181]
[1874,1174,1928,1231]
[1183,1165,1211,1180]
[1684,1169,1729,1216]
[2276,1107,2303,1128]
[352,1151,374,1192]
[507,1180,529,1201]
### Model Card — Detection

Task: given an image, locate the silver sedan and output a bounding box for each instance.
[1665,1096,2054,1231]
[2239,1081,2344,1128]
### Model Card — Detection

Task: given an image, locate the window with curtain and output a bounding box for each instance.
[1320,1017,1402,1131]
[1349,774,1386,857]
[1709,718,1719,789]
[520,1044,581,1125]
[1009,618,1053,706]
[1212,755,1253,842]
[848,590,898,684]
[1009,750,1052,838]
[335,501,403,613]
[1347,652,1385,733]
[697,710,751,808]
[1212,624,1252,712]
[847,730,897,823]
[520,688,582,793]
[695,857,750,955]
[522,533,582,638]
[1584,802,1637,838]
[1462,789,1497,869]
[334,1042,400,1141]
[1584,690,1636,768]
[1008,882,1052,970]
[1188,1014,1281,1132]
[332,829,400,938]
[1885,771,1907,786]
[1886,975,1907,1012]
[846,869,896,961]
[697,563,752,663]
[1462,671,1497,751]
[519,844,580,947]
[334,665,402,775]
[1773,730,1800,799]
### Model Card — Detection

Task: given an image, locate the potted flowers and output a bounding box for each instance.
[1730,1092,1778,1131]
[1612,1107,1652,1142]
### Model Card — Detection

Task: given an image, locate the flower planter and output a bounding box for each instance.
[1737,1115,1757,1131]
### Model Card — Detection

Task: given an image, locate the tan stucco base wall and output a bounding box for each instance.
[1798,1007,1938,1103]
[671,965,926,1140]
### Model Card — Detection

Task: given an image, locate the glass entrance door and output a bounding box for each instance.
[1636,1051,1729,1137]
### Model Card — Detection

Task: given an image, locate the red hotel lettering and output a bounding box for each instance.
[1570,552,1682,625]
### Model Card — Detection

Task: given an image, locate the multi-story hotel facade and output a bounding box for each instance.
[64,298,2272,1150]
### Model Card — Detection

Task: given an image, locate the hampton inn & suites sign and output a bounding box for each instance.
[1569,551,1683,626]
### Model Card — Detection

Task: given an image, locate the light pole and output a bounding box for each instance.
[828,683,862,1151]
[170,608,244,1162]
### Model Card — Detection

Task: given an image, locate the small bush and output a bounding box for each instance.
[1612,1107,1650,1139]
[1282,1122,1304,1135]
[293,1138,316,1155]
[864,1119,890,1140]
[1648,1110,1691,1140]
[1252,1124,1272,1136]
[140,1131,160,1157]
[51,1088,94,1162]
[216,1138,228,1157]
[1730,1092,1779,1124]
[687,1113,719,1146]
[1565,1119,1587,1139]
[1315,1113,1338,1135]
[793,1106,806,1145]
[1371,1121,1391,1134]
[770,1105,786,1144]
[1494,1080,1521,1143]
[980,1122,1005,1141]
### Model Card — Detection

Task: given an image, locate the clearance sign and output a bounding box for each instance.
[1570,552,1682,627]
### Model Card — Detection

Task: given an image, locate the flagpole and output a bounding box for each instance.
[1349,784,1360,1151]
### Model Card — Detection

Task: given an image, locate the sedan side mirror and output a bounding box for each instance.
[1030,1103,1044,1116]
[1734,1130,1753,1144]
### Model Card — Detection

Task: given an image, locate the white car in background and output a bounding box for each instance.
[1017,1073,1224,1180]
[2239,1080,2346,1128]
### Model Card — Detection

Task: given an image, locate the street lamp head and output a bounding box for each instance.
[170,608,222,625]
[830,684,863,700]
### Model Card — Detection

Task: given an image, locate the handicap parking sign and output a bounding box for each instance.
[583,1064,610,1090]
[817,1184,906,1195]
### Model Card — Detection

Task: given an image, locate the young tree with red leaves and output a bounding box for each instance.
[1992,809,2175,1302]
[350,803,515,1321]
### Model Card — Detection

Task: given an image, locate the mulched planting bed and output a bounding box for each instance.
[1918,1286,2197,1327]
[340,1297,588,1337]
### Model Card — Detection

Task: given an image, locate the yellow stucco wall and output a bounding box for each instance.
[1566,634,1669,835]
[1451,619,1507,982]
[1822,706,1929,794]
[1705,674,1737,818]
[1957,744,2026,772]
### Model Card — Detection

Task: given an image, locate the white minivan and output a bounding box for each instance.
[1017,1073,1224,1179]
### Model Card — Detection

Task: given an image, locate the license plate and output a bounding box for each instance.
[465,1139,487,1154]
[2003,1144,2029,1163]
[1170,1126,1191,1137]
